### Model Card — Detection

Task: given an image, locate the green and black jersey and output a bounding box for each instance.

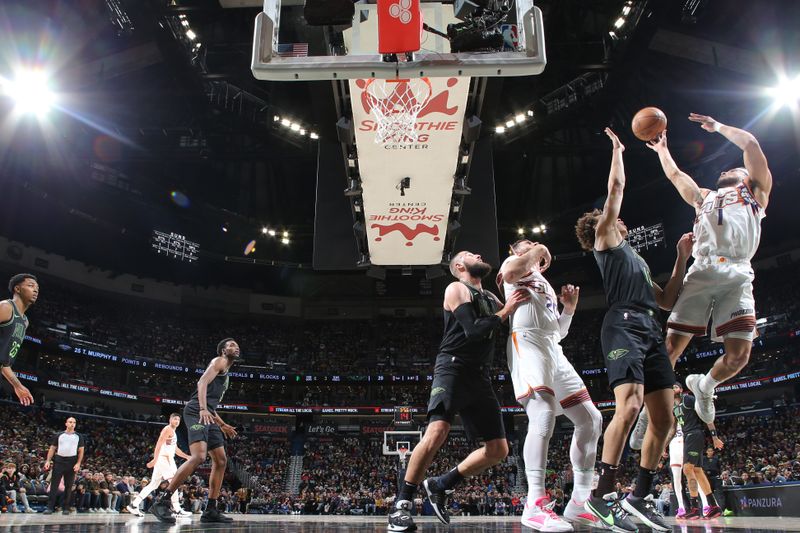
[0,300,29,368]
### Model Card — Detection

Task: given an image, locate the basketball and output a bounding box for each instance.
[631,107,667,141]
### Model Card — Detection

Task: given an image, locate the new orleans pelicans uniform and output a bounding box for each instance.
[500,259,591,410]
[667,182,764,341]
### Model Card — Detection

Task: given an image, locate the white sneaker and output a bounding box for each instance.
[562,499,601,528]
[175,508,192,517]
[127,504,144,517]
[628,408,649,451]
[686,374,716,423]
[521,497,574,532]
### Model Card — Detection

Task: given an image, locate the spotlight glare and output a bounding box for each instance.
[282,231,289,238]
[181,19,190,28]
[608,31,617,39]
[268,229,276,237]
[310,132,319,140]
[495,126,505,133]
[281,118,291,127]
[290,123,301,131]
[532,226,542,234]
[273,115,280,122]
[505,119,515,128]
[262,227,268,234]
[517,228,524,235]
[515,113,525,123]
[5,70,56,116]
[622,5,631,15]
[281,237,290,245]
[614,17,626,28]
[186,29,197,40]
[527,109,534,117]
[767,74,800,108]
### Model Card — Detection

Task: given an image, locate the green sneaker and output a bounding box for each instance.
[723,508,734,517]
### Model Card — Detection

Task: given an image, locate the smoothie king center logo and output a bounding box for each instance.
[354,77,462,145]
[369,203,445,247]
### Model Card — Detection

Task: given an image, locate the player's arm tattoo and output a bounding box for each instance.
[1,366,23,389]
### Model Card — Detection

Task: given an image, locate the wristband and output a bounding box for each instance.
[712,122,722,133]
[710,430,717,437]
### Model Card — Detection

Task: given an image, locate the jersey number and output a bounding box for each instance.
[9,341,20,360]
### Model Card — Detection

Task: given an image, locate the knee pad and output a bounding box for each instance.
[534,410,555,439]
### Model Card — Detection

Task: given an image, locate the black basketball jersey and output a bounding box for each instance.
[0,300,29,368]
[593,240,658,310]
[187,368,230,411]
[438,282,500,366]
[673,394,703,434]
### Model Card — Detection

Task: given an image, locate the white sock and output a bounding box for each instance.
[699,490,709,508]
[563,400,603,504]
[523,394,557,505]
[698,373,721,395]
[171,490,180,509]
[671,466,686,510]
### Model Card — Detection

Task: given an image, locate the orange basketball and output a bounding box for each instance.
[632,107,667,141]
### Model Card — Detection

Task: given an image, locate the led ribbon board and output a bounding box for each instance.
[349,76,470,265]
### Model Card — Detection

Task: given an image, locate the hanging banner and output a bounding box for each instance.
[349,76,470,265]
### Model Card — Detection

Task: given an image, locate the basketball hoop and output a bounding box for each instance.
[364,77,432,144]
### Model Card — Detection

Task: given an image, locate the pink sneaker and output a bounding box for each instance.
[521,497,574,532]
[676,507,687,519]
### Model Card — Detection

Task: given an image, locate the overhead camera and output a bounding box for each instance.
[447,0,511,53]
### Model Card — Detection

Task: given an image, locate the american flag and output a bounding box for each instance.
[277,43,309,58]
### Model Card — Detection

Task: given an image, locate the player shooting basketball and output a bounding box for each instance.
[647,114,773,425]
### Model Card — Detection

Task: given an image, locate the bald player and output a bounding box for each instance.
[387,251,530,532]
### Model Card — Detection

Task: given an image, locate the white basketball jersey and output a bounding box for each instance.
[500,257,560,336]
[672,423,683,440]
[693,183,764,262]
[159,429,177,458]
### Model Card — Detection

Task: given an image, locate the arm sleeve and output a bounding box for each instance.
[78,433,85,448]
[452,303,502,342]
[51,433,60,448]
[557,312,574,339]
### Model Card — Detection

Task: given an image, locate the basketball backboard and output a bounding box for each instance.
[251,0,546,81]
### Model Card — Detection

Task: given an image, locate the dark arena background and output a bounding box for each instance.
[1,0,799,532]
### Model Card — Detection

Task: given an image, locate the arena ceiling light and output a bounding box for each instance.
[2,69,56,116]
[274,115,318,140]
[767,74,800,109]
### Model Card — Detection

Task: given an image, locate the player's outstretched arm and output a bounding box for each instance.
[689,113,772,208]
[653,233,693,310]
[595,128,626,250]
[499,244,552,284]
[647,131,708,208]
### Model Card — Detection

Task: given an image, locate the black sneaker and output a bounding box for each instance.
[62,510,70,515]
[584,492,638,533]
[42,509,53,515]
[423,477,453,525]
[621,494,669,532]
[201,506,234,523]
[388,499,417,532]
[150,498,176,524]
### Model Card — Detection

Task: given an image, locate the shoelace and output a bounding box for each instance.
[540,499,563,521]
[642,495,664,518]
[607,498,632,521]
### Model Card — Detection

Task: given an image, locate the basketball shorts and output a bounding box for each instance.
[183,405,225,451]
[427,353,505,442]
[600,305,675,394]
[683,430,705,466]
[152,455,178,481]
[668,433,684,467]
[507,329,591,411]
[667,261,756,342]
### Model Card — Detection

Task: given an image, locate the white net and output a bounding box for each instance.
[364,78,432,144]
